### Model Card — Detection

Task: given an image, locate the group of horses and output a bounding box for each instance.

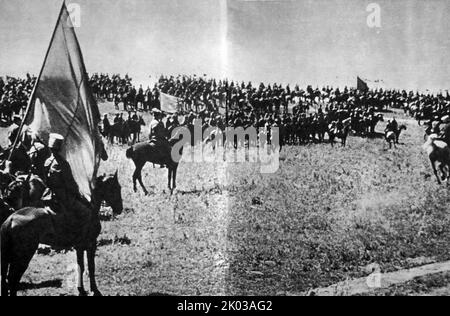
[281,113,385,148]
[103,116,146,145]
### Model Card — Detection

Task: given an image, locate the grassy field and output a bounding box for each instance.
[6,104,450,296]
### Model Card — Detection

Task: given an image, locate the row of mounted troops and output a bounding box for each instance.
[89,73,162,112]
[156,75,409,115]
[99,105,386,151]
[88,74,409,121]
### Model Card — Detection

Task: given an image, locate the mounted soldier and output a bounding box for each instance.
[149,109,171,166]
[391,118,399,133]
[102,114,110,137]
[42,133,92,246]
[385,119,397,136]
[166,114,180,136]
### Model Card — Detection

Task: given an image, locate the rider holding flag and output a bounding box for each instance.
[43,133,92,245]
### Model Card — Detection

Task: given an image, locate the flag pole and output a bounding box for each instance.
[9,1,67,157]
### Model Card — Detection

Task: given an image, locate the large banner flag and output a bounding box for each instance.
[357,77,369,92]
[160,93,183,114]
[23,2,102,201]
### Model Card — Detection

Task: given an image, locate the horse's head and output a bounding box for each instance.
[96,171,123,216]
[3,177,29,210]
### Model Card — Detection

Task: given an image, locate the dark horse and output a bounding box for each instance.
[126,130,185,195]
[394,124,407,144]
[1,172,123,296]
[108,122,130,145]
[328,122,351,148]
[128,117,146,144]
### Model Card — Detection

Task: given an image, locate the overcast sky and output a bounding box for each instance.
[1,0,450,92]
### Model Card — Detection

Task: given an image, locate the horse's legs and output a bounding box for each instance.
[431,160,441,184]
[76,248,88,296]
[133,162,148,195]
[87,244,102,296]
[7,245,37,297]
[137,167,149,196]
[168,169,173,194]
[446,165,450,186]
[440,164,448,181]
[172,167,178,194]
[1,266,7,297]
[132,167,139,192]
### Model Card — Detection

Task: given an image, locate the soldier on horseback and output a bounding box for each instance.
[43,133,91,246]
[385,118,398,136]
[102,114,110,137]
[391,118,399,133]
[149,109,172,167]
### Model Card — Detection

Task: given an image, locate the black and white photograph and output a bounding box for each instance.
[1,0,450,299]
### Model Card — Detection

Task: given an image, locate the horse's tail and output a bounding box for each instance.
[126,146,134,160]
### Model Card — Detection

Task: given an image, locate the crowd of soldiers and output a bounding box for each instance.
[140,76,397,146]
[6,73,450,149]
[0,74,36,124]
[89,73,161,112]
[152,76,450,148]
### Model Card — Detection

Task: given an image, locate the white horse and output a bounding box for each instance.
[423,134,450,185]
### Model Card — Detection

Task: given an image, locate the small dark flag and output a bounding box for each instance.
[357,77,369,92]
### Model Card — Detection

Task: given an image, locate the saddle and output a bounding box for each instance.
[148,139,173,165]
